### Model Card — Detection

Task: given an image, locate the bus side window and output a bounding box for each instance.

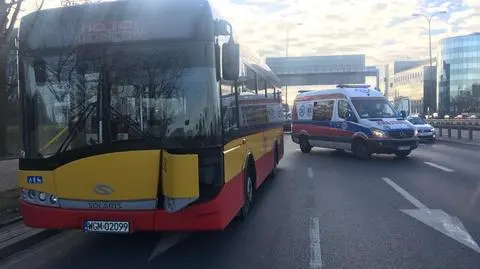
[313,100,334,121]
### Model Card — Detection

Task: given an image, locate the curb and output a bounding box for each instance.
[0,217,22,229]
[0,223,61,260]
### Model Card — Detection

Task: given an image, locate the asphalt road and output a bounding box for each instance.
[1,137,480,269]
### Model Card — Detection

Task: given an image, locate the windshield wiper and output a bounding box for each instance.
[56,102,96,154]
[109,106,157,144]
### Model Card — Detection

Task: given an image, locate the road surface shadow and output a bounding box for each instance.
[300,148,416,163]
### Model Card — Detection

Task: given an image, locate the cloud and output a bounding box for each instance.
[17,0,478,68]
[211,0,479,66]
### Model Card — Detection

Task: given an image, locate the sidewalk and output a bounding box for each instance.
[0,159,17,193]
[0,159,19,225]
[0,221,59,259]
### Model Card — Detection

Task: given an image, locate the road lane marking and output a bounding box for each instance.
[382,177,480,254]
[308,167,314,178]
[148,232,191,262]
[381,177,428,209]
[424,162,454,172]
[309,217,322,268]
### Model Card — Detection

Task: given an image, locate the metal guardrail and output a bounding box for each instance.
[427,120,480,141]
[427,119,480,126]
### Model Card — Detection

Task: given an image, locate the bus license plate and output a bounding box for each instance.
[83,221,130,233]
[398,146,410,151]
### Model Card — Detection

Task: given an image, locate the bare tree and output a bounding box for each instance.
[0,0,46,158]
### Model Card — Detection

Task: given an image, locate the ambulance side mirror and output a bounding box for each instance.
[346,111,356,122]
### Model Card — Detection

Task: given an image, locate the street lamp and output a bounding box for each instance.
[284,22,302,117]
[412,11,447,67]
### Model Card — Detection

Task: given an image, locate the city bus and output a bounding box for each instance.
[17,0,284,233]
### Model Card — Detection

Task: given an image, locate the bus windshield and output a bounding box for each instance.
[351,98,397,119]
[22,42,220,158]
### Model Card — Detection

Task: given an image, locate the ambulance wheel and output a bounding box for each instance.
[395,151,411,158]
[353,139,371,159]
[299,136,312,153]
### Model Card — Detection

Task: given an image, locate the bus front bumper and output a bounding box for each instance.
[20,171,245,232]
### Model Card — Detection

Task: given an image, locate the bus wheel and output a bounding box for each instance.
[300,136,312,153]
[353,139,371,159]
[271,144,279,177]
[238,171,254,220]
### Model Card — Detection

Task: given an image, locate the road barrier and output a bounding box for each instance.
[427,120,480,141]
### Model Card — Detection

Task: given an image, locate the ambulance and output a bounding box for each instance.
[291,85,419,158]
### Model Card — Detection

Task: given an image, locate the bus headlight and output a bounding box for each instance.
[21,188,60,208]
[49,195,58,205]
[372,128,387,138]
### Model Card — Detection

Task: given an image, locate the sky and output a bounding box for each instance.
[22,0,479,66]
[210,0,480,66]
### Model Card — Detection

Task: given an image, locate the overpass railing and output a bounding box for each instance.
[427,119,480,141]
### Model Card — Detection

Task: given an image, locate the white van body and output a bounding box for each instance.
[291,86,419,158]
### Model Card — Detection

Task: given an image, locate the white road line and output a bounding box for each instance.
[148,233,191,262]
[424,162,455,172]
[307,167,314,178]
[382,177,428,210]
[309,217,322,268]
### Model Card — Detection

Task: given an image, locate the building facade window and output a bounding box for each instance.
[437,33,480,115]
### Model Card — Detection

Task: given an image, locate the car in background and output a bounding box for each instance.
[407,116,436,142]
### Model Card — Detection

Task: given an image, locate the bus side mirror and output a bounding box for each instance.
[33,60,47,84]
[222,41,239,81]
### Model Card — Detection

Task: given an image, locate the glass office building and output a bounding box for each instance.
[393,64,436,115]
[437,33,480,115]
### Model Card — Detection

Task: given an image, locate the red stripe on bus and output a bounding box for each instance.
[255,150,274,188]
[20,147,282,232]
[20,172,246,232]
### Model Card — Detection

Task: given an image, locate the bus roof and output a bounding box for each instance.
[295,87,384,101]
[19,0,280,87]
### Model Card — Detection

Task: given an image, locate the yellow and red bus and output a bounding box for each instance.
[17,0,284,233]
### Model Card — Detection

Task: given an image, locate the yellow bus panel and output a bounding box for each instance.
[54,151,161,200]
[223,141,246,183]
[18,171,56,193]
[162,151,199,198]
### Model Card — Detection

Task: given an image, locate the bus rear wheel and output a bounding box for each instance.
[300,136,312,153]
[271,144,279,177]
[237,170,254,220]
